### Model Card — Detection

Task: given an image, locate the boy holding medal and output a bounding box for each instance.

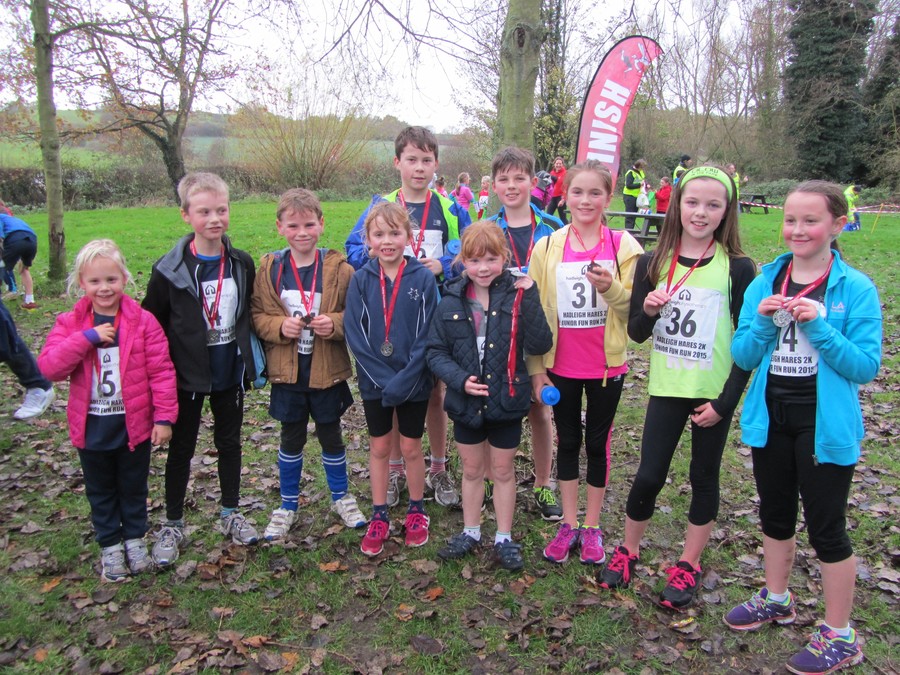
[251,188,365,541]
[143,172,261,566]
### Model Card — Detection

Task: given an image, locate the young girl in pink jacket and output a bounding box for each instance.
[38,240,178,582]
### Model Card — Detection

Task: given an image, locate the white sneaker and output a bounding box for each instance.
[124,538,153,574]
[263,508,296,541]
[100,543,129,582]
[220,511,259,545]
[14,387,55,420]
[151,523,186,567]
[386,471,405,508]
[332,494,367,529]
[426,470,460,507]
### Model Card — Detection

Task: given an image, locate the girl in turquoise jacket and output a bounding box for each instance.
[725,181,881,675]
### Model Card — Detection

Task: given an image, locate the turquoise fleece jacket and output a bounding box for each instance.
[732,251,882,465]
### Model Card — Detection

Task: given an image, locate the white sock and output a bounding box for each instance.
[463,526,481,541]
[823,623,852,638]
[766,589,790,604]
[24,294,34,303]
[494,531,511,544]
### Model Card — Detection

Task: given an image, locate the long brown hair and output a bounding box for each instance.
[648,165,745,285]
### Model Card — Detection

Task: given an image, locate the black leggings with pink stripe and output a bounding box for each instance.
[548,372,625,487]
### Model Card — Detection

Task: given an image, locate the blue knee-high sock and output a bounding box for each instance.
[278,448,303,511]
[322,449,348,501]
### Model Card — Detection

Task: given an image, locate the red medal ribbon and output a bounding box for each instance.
[379,259,407,349]
[287,249,319,318]
[190,240,226,328]
[397,190,433,258]
[779,254,834,304]
[508,210,537,269]
[664,239,715,298]
[566,223,605,264]
[507,287,524,397]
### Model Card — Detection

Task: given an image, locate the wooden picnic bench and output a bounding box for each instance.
[739,193,769,214]
[605,210,664,247]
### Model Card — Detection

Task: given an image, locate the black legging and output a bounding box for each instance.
[549,372,624,488]
[625,395,732,525]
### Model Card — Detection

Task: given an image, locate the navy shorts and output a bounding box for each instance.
[2,231,37,269]
[268,380,353,425]
[362,398,429,439]
[454,418,522,449]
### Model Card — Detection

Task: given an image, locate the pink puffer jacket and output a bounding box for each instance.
[38,294,178,449]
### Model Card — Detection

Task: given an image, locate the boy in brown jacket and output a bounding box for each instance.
[251,188,365,541]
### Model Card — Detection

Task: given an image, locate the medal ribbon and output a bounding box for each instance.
[190,241,226,328]
[92,309,122,390]
[566,223,605,263]
[397,190,433,258]
[287,249,319,318]
[506,288,524,397]
[508,210,537,269]
[779,254,834,305]
[379,259,407,350]
[664,239,715,298]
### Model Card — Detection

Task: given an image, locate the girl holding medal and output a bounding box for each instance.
[528,160,644,566]
[725,181,881,674]
[599,165,756,610]
[39,240,177,581]
[345,201,439,556]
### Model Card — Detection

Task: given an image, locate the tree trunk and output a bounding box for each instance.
[497,0,543,151]
[31,0,66,282]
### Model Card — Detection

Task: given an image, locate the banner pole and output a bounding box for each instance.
[869,204,885,234]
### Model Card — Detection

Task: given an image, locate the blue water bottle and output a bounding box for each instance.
[540,385,560,406]
[446,239,461,255]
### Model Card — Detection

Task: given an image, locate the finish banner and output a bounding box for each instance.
[575,36,663,191]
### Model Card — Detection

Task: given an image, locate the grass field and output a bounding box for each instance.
[0,200,898,673]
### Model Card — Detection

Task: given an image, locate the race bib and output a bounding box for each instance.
[90,346,124,416]
[406,229,444,260]
[281,288,323,355]
[652,286,721,364]
[203,277,238,346]
[768,299,823,377]
[556,260,613,328]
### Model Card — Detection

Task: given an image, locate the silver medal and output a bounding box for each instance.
[380,341,394,357]
[659,302,674,319]
[772,308,792,328]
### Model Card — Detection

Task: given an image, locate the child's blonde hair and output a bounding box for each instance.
[364,201,412,254]
[457,172,470,186]
[455,220,511,267]
[178,172,229,211]
[481,175,490,186]
[67,239,132,296]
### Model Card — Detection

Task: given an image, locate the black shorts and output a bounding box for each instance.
[454,418,522,449]
[268,380,352,425]
[2,231,37,269]
[362,398,429,439]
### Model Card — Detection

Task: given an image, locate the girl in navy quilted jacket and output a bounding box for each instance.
[427,221,552,570]
[38,240,178,582]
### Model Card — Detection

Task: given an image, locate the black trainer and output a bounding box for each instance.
[659,560,701,610]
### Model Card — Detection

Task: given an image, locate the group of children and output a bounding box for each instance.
[31,124,881,674]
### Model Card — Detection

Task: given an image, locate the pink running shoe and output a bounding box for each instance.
[361,518,390,556]
[579,527,606,565]
[543,522,579,563]
[404,512,430,547]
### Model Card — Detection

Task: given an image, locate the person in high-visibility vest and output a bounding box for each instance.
[726,164,741,202]
[622,159,647,230]
[843,185,861,231]
[673,154,692,181]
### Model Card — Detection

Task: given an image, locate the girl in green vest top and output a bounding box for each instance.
[599,166,757,610]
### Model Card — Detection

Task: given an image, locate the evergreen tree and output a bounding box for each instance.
[784,0,876,181]
[862,16,900,190]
